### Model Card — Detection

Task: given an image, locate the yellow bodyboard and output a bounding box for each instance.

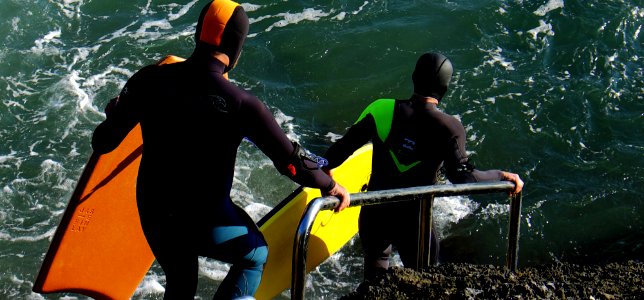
[255,144,372,299]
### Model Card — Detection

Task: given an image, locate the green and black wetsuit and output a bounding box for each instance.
[324,98,504,279]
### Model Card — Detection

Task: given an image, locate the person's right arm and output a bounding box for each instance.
[240,95,350,211]
[443,116,523,194]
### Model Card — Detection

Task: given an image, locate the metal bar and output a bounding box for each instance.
[291,181,520,300]
[416,195,435,270]
[299,181,516,211]
[506,192,522,271]
[291,198,326,300]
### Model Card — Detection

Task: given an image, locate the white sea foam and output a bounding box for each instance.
[534,0,564,17]
[5,78,36,99]
[355,1,370,14]
[256,8,332,33]
[0,227,55,242]
[325,132,344,143]
[29,158,77,192]
[244,202,273,223]
[272,108,299,142]
[230,175,253,192]
[83,65,132,94]
[0,151,19,166]
[133,274,165,298]
[40,159,64,175]
[69,48,88,69]
[478,203,510,220]
[334,0,369,20]
[134,20,173,43]
[483,47,515,71]
[198,257,230,280]
[168,0,199,21]
[433,196,479,239]
[47,0,84,19]
[64,0,83,15]
[11,17,20,31]
[634,24,641,40]
[31,29,63,56]
[96,20,139,44]
[65,70,94,113]
[308,248,358,293]
[333,12,347,21]
[242,3,263,13]
[527,19,555,40]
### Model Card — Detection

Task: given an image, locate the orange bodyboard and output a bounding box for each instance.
[33,55,185,300]
[33,124,152,299]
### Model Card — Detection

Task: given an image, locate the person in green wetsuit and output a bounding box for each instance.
[323,52,524,280]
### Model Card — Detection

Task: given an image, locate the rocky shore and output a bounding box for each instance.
[340,260,643,299]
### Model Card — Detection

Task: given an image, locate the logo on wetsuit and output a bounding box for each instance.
[204,94,228,113]
[402,138,416,151]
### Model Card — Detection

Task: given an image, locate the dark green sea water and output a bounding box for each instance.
[1,0,642,299]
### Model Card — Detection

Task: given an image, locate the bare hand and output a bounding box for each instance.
[502,171,524,195]
[325,182,350,212]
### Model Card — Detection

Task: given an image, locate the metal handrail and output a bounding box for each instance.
[291,181,522,300]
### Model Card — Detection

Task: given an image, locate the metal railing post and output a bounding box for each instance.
[506,191,522,271]
[416,195,435,270]
[291,181,520,300]
[291,198,327,300]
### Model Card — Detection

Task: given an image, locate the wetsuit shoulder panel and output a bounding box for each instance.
[357,98,395,143]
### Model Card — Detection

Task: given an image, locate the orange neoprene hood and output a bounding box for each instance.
[195,0,249,72]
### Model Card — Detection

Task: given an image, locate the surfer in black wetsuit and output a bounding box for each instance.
[323,52,523,280]
[91,0,350,299]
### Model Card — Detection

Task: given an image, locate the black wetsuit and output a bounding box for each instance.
[92,52,335,298]
[324,98,503,279]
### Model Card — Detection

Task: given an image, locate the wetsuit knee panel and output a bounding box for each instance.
[244,244,268,268]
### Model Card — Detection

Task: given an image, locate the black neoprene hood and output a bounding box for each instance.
[412,52,453,101]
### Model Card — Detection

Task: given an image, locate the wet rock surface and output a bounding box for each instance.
[340,260,643,299]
